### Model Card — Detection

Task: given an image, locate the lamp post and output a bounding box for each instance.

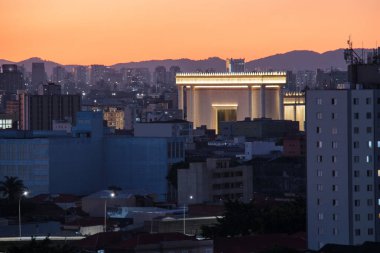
[104,192,115,232]
[183,195,193,234]
[19,190,29,239]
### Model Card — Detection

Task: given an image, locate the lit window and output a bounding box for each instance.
[369,141,373,148]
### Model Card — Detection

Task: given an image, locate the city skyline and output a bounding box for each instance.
[1,0,379,65]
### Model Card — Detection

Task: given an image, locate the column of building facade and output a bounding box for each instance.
[248,85,252,119]
[279,86,284,119]
[178,85,184,119]
[260,84,266,118]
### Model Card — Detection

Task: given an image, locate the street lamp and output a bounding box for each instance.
[19,190,29,239]
[104,192,115,232]
[183,195,193,234]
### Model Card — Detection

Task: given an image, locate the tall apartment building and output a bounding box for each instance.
[307,47,380,250]
[307,89,380,250]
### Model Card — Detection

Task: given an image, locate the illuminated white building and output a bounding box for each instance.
[284,91,305,131]
[176,72,287,131]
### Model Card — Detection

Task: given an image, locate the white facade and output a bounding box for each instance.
[307,89,380,250]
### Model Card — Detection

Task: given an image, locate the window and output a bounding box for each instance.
[353,98,359,105]
[332,128,338,134]
[367,127,372,133]
[331,98,337,105]
[355,214,360,221]
[332,141,338,149]
[354,127,359,134]
[332,199,338,206]
[377,141,380,148]
[354,113,359,119]
[368,228,374,235]
[317,112,323,119]
[367,185,373,191]
[354,170,360,177]
[369,141,373,148]
[354,199,360,206]
[332,156,337,163]
[355,229,361,236]
[317,198,320,205]
[368,213,374,220]
[366,112,372,119]
[367,199,373,206]
[332,213,338,221]
[317,184,323,191]
[333,228,338,235]
[317,98,322,105]
[317,155,323,162]
[366,98,372,104]
[367,170,373,177]
[317,141,323,148]
[332,170,338,177]
[378,170,380,177]
[316,127,322,134]
[318,213,324,220]
[331,113,336,119]
[366,155,372,163]
[354,156,360,163]
[317,170,323,177]
[353,141,359,148]
[354,185,360,192]
[332,185,338,191]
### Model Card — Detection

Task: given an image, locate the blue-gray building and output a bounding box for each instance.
[0,112,185,201]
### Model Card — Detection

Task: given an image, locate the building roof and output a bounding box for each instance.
[107,232,196,251]
[214,233,306,253]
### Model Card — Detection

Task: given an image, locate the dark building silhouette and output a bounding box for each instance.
[0,64,25,94]
[19,91,81,130]
[154,66,167,87]
[226,58,245,72]
[38,82,62,95]
[31,62,47,91]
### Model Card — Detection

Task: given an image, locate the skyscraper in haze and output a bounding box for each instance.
[31,62,46,90]
[154,66,167,87]
[226,58,245,72]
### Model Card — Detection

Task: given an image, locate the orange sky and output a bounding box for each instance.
[0,0,379,65]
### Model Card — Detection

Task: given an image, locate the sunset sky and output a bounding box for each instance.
[1,0,379,65]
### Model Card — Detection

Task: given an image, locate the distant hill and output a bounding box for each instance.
[245,49,349,71]
[0,48,372,75]
[111,57,226,72]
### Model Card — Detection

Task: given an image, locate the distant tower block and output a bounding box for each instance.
[226,58,245,72]
[176,72,287,132]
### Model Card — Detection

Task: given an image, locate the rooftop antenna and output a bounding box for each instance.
[344,36,363,65]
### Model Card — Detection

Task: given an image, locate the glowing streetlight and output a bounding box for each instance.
[19,190,29,239]
[183,195,193,234]
[104,191,115,232]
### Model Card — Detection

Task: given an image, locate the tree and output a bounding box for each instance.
[201,198,306,238]
[0,176,26,201]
